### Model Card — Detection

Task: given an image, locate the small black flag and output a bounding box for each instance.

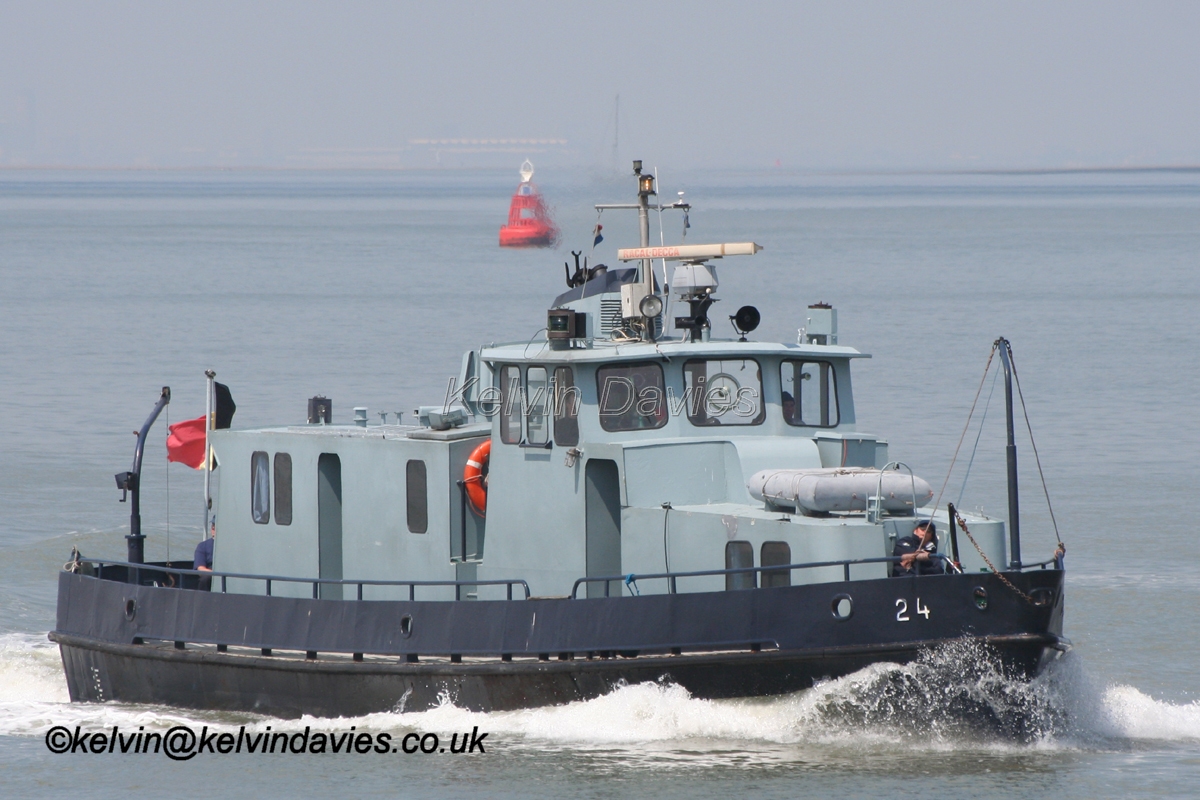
[214,382,236,429]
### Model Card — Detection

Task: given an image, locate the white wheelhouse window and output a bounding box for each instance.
[682,359,764,426]
[251,451,270,524]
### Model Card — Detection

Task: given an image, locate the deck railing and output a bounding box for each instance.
[570,554,1060,599]
[70,553,1059,603]
[72,556,530,601]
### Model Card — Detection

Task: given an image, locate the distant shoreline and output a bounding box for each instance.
[1,164,1199,176]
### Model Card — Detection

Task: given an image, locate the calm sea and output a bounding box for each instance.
[1,168,1198,798]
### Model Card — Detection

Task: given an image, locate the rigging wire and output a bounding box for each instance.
[927,345,996,524]
[1005,342,1064,547]
[956,366,999,507]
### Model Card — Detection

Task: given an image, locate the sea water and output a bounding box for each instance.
[0,168,1197,798]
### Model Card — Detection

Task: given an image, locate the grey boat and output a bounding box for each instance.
[52,164,1067,717]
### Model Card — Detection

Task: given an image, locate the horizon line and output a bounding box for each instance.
[0,163,1198,176]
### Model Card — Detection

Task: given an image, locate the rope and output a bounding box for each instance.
[952,507,1036,605]
[927,345,996,525]
[957,367,999,506]
[1004,341,1064,548]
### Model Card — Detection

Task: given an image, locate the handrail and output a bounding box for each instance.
[71,555,531,601]
[71,553,1057,604]
[571,555,962,599]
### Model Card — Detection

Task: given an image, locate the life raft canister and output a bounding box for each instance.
[463,439,491,516]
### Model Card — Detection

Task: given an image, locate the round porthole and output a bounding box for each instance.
[1031,588,1054,607]
[399,615,414,638]
[124,598,137,621]
[973,587,988,611]
[830,593,853,621]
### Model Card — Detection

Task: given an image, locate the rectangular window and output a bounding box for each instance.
[499,365,522,444]
[553,366,580,446]
[596,362,667,432]
[725,541,756,590]
[526,366,550,445]
[682,359,764,426]
[781,360,839,427]
[273,453,292,526]
[251,451,270,524]
[761,541,791,588]
[406,460,428,533]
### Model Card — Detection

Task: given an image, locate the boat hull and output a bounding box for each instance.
[52,568,1065,717]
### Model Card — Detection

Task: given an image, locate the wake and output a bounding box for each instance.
[3,632,1198,752]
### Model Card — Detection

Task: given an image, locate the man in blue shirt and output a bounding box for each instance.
[892,520,944,577]
[194,516,215,572]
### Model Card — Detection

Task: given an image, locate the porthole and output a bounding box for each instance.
[399,615,414,638]
[124,598,136,621]
[973,587,988,611]
[831,593,853,620]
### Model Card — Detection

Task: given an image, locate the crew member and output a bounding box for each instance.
[892,519,944,576]
[194,516,215,572]
[781,391,797,423]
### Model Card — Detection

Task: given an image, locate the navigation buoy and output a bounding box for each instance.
[499,160,559,248]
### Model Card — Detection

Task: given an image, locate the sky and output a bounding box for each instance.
[1,1,1198,170]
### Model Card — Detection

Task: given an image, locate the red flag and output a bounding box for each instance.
[166,416,207,469]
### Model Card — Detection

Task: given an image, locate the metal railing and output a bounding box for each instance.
[574,554,987,599]
[73,556,531,601]
[73,552,1058,604]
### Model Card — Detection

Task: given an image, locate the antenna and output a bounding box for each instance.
[612,95,619,172]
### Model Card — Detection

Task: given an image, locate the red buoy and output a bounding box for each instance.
[499,160,559,248]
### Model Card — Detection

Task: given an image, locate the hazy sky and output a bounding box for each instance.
[1,1,1197,169]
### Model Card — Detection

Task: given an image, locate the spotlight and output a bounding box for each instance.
[731,305,760,341]
[639,294,664,318]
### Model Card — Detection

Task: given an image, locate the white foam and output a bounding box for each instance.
[3,634,1197,749]
[1092,685,1200,741]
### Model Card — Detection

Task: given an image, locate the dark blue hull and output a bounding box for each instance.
[52,567,1066,716]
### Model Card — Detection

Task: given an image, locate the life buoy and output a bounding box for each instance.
[463,439,491,516]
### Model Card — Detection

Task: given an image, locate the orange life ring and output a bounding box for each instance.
[463,439,491,516]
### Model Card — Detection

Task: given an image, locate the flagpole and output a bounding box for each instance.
[204,369,215,538]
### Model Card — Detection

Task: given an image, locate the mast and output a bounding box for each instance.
[995,338,1021,568]
[115,386,171,565]
[634,159,654,299]
[204,369,215,537]
[612,95,619,172]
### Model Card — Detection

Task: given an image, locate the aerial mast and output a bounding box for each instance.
[995,338,1022,568]
[634,160,653,299]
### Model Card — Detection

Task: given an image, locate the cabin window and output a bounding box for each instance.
[553,366,580,446]
[273,453,292,526]
[499,365,522,444]
[596,362,667,432]
[251,451,270,524]
[682,359,764,426]
[725,541,756,590]
[781,360,839,427]
[406,460,428,533]
[761,541,791,588]
[526,366,550,445]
